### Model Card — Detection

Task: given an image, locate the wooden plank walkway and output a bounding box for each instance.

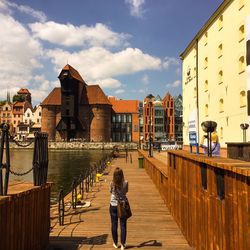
[49,151,192,250]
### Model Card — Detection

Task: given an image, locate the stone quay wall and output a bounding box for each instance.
[9,142,138,150]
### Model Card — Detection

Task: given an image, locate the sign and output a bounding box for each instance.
[189,132,197,145]
[188,109,198,143]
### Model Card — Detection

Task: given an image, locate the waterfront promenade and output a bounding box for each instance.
[49,151,192,250]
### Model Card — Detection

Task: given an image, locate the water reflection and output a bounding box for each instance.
[9,149,110,199]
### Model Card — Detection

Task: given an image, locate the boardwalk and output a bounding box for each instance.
[49,151,192,250]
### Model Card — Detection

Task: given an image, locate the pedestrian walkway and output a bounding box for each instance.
[49,151,192,250]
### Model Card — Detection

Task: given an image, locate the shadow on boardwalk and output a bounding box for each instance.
[49,151,192,250]
[126,240,162,248]
[49,234,108,250]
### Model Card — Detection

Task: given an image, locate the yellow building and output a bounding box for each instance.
[180,0,249,150]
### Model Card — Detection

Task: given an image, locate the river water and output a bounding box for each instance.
[8,149,110,201]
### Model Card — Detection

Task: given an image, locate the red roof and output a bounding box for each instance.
[13,101,25,107]
[59,64,85,83]
[84,85,111,105]
[108,97,139,113]
[17,88,30,94]
[41,88,61,106]
[41,86,111,106]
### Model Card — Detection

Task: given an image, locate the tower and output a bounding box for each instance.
[57,64,86,141]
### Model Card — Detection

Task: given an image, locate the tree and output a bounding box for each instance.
[0,100,6,105]
[12,94,24,102]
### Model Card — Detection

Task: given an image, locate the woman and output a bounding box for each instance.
[110,167,128,249]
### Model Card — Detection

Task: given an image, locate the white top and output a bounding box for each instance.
[110,180,128,206]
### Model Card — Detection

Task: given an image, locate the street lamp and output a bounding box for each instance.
[201,120,217,157]
[147,94,154,157]
[240,123,249,142]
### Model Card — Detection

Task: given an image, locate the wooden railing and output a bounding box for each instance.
[0,183,52,250]
[139,150,250,250]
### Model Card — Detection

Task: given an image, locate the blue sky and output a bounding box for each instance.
[0,0,222,105]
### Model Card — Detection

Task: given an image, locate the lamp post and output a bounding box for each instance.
[147,94,154,157]
[240,123,249,142]
[201,121,217,157]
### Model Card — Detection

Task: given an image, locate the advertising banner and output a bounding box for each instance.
[188,108,198,146]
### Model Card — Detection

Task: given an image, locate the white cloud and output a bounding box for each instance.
[91,78,122,89]
[28,75,59,104]
[0,13,42,96]
[0,0,11,14]
[115,89,125,94]
[46,47,161,81]
[125,0,145,18]
[0,0,47,22]
[166,80,181,88]
[30,21,130,48]
[163,57,180,69]
[175,67,181,75]
[142,74,149,85]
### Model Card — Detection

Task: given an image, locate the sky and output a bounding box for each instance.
[0,0,223,105]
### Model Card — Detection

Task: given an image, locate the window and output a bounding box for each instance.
[121,114,126,123]
[14,120,16,124]
[204,57,208,69]
[219,99,224,113]
[239,56,245,73]
[218,15,223,30]
[27,113,30,117]
[218,44,223,58]
[204,32,208,46]
[37,119,40,123]
[205,104,208,117]
[219,70,223,84]
[220,127,223,139]
[116,114,121,122]
[204,80,208,92]
[126,114,132,123]
[25,119,27,124]
[14,114,16,118]
[240,90,246,107]
[5,107,8,111]
[112,115,116,123]
[239,25,244,42]
[39,112,41,116]
[239,0,244,10]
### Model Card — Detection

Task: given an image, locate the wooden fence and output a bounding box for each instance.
[0,183,51,250]
[139,150,250,250]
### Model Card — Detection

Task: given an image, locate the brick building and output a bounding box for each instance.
[41,64,112,142]
[143,93,175,143]
[108,97,139,143]
[163,93,175,140]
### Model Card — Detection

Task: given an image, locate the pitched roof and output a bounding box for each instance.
[84,85,111,105]
[18,88,30,94]
[41,85,111,106]
[13,101,25,107]
[60,64,85,83]
[108,97,139,113]
[41,88,61,106]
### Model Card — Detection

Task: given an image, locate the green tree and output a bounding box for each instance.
[12,94,24,102]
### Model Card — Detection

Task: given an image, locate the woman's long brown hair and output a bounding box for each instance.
[113,167,124,191]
